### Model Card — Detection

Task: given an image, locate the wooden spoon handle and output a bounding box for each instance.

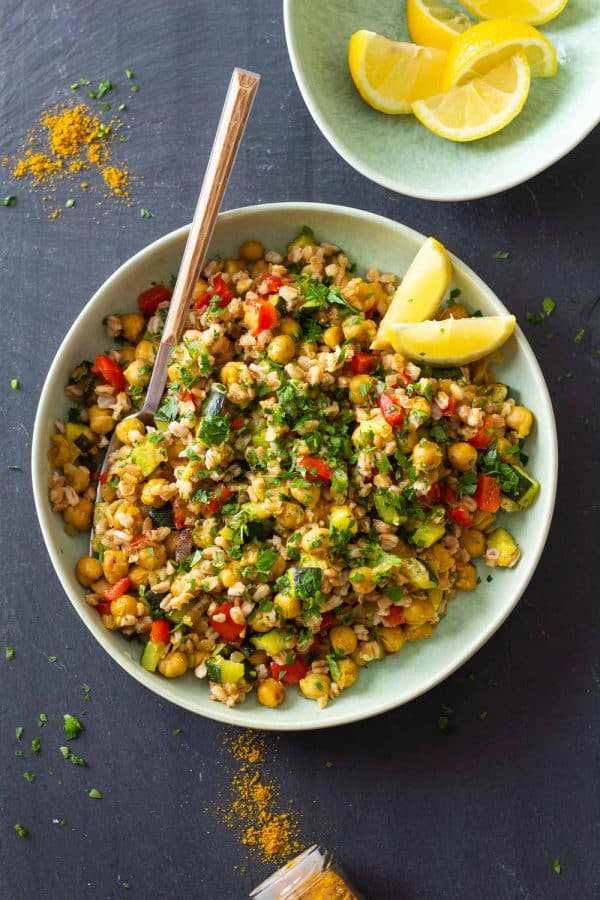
[161,68,260,346]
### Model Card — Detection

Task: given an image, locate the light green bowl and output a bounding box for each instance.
[284,0,600,200]
[32,203,557,730]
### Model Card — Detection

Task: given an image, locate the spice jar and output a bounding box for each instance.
[249,844,363,900]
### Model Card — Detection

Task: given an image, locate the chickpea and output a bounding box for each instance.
[75,556,103,587]
[134,339,157,363]
[497,437,517,463]
[91,577,110,597]
[396,430,419,454]
[506,406,533,439]
[101,613,117,631]
[238,239,264,262]
[342,316,377,346]
[350,566,376,595]
[323,325,343,349]
[110,594,138,617]
[437,303,468,320]
[455,563,477,591]
[113,500,144,534]
[223,257,244,275]
[138,544,167,571]
[412,440,443,471]
[102,549,129,584]
[462,529,486,558]
[378,626,406,655]
[405,623,435,642]
[299,672,331,701]
[352,640,384,667]
[329,505,358,535]
[274,593,301,620]
[63,462,91,494]
[257,677,286,708]
[333,658,358,690]
[408,396,431,429]
[300,527,330,556]
[63,498,94,533]
[289,483,320,509]
[298,341,318,358]
[267,334,296,365]
[193,520,216,549]
[124,359,151,389]
[167,439,186,464]
[119,346,136,364]
[250,607,281,633]
[348,374,376,405]
[251,259,268,279]
[129,565,149,589]
[158,651,188,678]
[271,557,286,577]
[219,567,239,589]
[403,598,436,626]
[48,434,79,468]
[279,318,302,341]
[115,417,145,445]
[276,501,305,530]
[120,313,146,343]
[220,361,250,386]
[352,417,393,449]
[140,478,170,508]
[88,404,114,435]
[448,441,478,472]
[330,625,357,656]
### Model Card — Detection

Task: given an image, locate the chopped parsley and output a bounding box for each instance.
[31,738,41,755]
[82,683,92,701]
[256,549,279,574]
[63,714,84,740]
[479,711,489,720]
[172,728,182,736]
[87,788,103,799]
[48,655,58,664]
[15,726,24,740]
[574,328,585,344]
[3,195,17,207]
[23,771,36,783]
[456,470,478,497]
[60,746,86,766]
[492,250,509,260]
[65,198,76,209]
[552,858,561,875]
[10,378,20,389]
[38,714,48,728]
[526,296,555,324]
[197,414,230,447]
[14,824,28,838]
[437,715,452,735]
[5,646,14,661]
[140,207,152,218]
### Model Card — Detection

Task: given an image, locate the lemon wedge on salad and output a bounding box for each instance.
[459,0,569,27]
[406,0,472,52]
[413,52,531,142]
[389,314,516,365]
[348,30,447,114]
[372,237,452,349]
[443,18,557,88]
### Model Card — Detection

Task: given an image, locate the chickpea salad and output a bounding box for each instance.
[48,229,539,710]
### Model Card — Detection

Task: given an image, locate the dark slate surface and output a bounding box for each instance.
[1,1,599,898]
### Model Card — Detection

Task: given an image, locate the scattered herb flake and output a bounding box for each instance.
[60,746,86,766]
[479,711,489,720]
[140,207,152,218]
[125,68,134,79]
[87,788,103,799]
[48,655,57,664]
[31,738,41,755]
[14,749,24,758]
[5,646,14,661]
[82,683,92,701]
[15,726,24,740]
[2,195,17,207]
[574,328,585,344]
[526,296,555,324]
[437,715,452,735]
[552,858,561,875]
[130,84,139,92]
[324,761,334,768]
[493,250,509,260]
[14,824,28,838]
[23,770,36,783]
[65,198,76,209]
[172,728,182,736]
[63,714,83,740]
[10,378,20,389]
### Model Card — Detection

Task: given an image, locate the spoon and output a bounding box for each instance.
[91,67,260,552]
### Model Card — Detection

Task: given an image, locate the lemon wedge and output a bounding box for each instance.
[443,18,557,88]
[372,237,452,350]
[460,0,569,26]
[406,0,472,52]
[413,52,531,142]
[348,30,447,114]
[390,315,516,365]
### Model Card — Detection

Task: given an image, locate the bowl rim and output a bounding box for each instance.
[31,201,558,730]
[282,0,600,201]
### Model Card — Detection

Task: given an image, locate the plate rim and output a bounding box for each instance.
[31,201,558,730]
[282,0,600,201]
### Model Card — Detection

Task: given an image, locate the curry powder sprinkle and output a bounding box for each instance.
[219,731,303,864]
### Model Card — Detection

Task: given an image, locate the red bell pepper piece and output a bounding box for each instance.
[468,414,496,450]
[398,370,415,386]
[385,606,406,627]
[379,392,404,429]
[104,577,131,604]
[263,273,287,294]
[96,600,112,615]
[422,482,441,505]
[245,297,279,335]
[442,487,473,527]
[270,657,308,685]
[129,535,150,551]
[194,273,234,310]
[91,355,125,394]
[475,473,501,512]
[231,416,245,431]
[99,471,109,485]
[209,602,244,642]
[150,618,171,644]
[172,499,187,530]
[319,611,337,631]
[351,352,374,375]
[441,396,457,417]
[138,284,172,317]
[298,455,332,483]
[204,486,234,516]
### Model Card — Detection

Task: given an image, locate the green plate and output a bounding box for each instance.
[284,0,600,200]
[32,203,557,730]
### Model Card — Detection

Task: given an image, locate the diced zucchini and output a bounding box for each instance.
[140,641,167,673]
[149,504,175,529]
[486,528,520,568]
[299,553,328,572]
[287,566,323,599]
[510,465,540,509]
[202,387,227,419]
[287,226,315,253]
[410,523,445,549]
[65,422,95,452]
[206,656,245,684]
[399,558,438,589]
[131,438,168,477]
[374,492,406,526]
[250,629,288,657]
[500,497,521,513]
